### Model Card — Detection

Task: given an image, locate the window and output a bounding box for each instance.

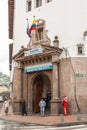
[78,46,82,54]
[26,0,32,12]
[46,0,52,3]
[36,0,42,8]
[77,44,84,55]
[37,27,43,40]
[35,22,44,41]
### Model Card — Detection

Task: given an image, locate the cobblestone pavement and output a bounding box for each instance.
[0,104,87,126]
[0,120,87,130]
[0,113,77,125]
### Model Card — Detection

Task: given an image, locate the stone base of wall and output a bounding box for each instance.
[13,100,22,115]
[50,98,60,115]
[59,57,87,114]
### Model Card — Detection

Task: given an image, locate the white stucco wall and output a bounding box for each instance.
[13,0,87,57]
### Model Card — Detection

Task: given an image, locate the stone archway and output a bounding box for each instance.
[33,73,51,114]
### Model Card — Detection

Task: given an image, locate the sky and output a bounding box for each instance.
[0,0,10,76]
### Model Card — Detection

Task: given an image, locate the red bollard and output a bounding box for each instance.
[62,96,68,116]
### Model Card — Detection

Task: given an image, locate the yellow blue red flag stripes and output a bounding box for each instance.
[26,17,37,37]
[28,19,37,37]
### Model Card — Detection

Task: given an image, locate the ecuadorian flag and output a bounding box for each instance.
[28,19,37,37]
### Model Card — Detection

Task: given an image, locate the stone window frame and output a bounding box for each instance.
[77,44,85,55]
[45,0,52,4]
[26,0,32,12]
[26,0,52,11]
[36,23,44,41]
[37,26,43,40]
[35,0,42,8]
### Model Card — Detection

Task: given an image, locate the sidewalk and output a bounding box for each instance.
[0,106,87,126]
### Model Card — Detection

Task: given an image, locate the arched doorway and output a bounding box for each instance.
[33,73,51,114]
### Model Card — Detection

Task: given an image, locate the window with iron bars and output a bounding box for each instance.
[77,44,84,55]
[26,0,32,11]
[36,0,42,8]
[46,0,52,3]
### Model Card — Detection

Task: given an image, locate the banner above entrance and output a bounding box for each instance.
[24,63,53,73]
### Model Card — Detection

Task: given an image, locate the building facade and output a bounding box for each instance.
[8,0,87,115]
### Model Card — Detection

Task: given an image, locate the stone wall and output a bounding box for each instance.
[59,57,87,114]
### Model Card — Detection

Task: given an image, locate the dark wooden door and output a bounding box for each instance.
[34,79,42,113]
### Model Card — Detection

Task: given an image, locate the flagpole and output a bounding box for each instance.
[26,18,29,28]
